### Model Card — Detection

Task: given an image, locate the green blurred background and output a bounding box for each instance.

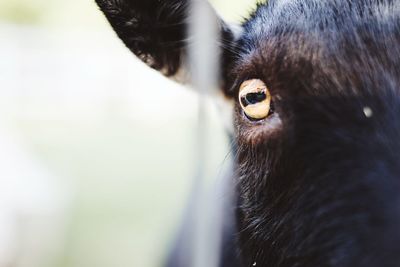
[0,1,258,267]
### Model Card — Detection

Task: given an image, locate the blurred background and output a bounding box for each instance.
[0,1,257,267]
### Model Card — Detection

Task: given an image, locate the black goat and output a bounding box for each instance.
[95,0,400,266]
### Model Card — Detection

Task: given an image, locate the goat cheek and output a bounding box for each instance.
[235,112,284,147]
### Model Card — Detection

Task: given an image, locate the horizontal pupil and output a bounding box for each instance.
[241,91,267,107]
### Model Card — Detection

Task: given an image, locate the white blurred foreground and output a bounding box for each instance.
[0,124,69,267]
[0,22,229,267]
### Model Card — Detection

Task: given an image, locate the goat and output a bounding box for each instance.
[95,0,400,266]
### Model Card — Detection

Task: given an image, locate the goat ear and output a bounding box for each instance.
[95,0,240,97]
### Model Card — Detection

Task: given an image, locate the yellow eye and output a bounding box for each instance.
[239,79,272,120]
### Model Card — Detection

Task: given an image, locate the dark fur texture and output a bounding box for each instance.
[96,0,189,76]
[95,0,238,93]
[95,0,400,266]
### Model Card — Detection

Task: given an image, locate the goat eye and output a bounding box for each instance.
[239,79,272,120]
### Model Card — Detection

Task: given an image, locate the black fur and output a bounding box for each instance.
[95,0,237,92]
[95,0,400,266]
[96,0,188,76]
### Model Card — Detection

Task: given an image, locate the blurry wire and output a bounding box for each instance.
[188,1,223,267]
